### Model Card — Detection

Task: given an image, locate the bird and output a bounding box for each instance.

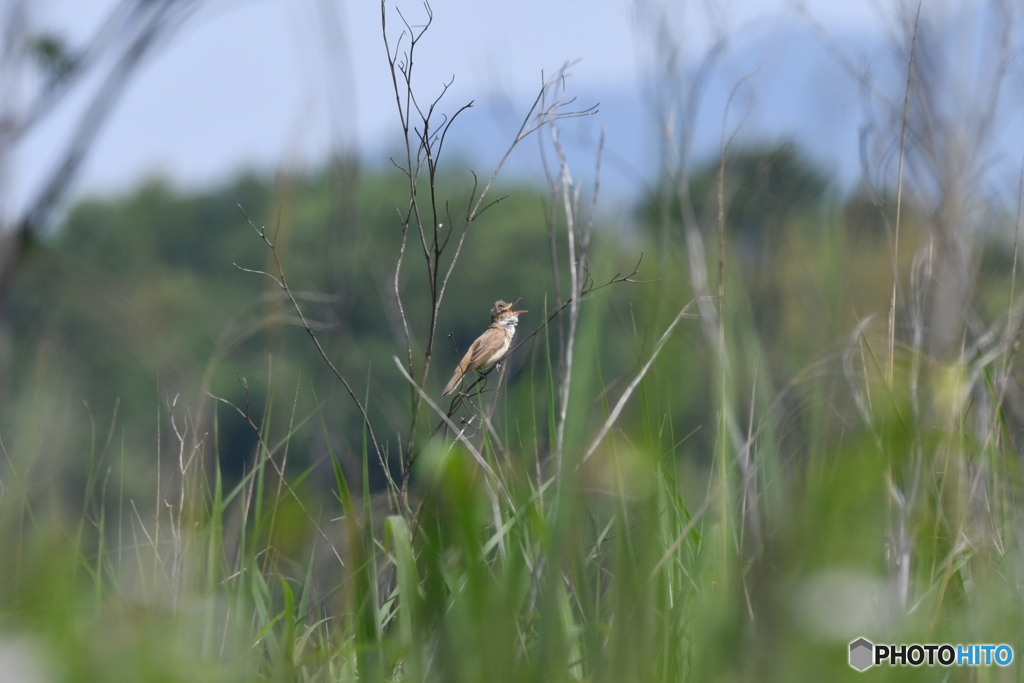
[442,299,527,396]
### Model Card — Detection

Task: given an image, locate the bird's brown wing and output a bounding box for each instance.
[442,327,507,395]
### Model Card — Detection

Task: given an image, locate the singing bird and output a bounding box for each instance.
[442,299,527,396]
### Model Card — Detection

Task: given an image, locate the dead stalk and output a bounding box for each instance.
[887,1,920,385]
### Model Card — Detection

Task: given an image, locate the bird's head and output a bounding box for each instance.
[492,298,527,326]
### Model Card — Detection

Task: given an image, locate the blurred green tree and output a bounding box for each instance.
[639,143,830,247]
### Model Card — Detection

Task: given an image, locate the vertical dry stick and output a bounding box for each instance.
[547,124,605,476]
[540,129,564,354]
[550,122,580,482]
[738,367,757,557]
[1003,155,1024,365]
[717,92,732,570]
[536,76,598,400]
[887,2,922,385]
[716,71,758,554]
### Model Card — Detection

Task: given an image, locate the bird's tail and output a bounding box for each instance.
[442,363,467,396]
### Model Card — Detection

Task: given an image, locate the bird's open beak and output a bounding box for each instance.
[509,298,526,315]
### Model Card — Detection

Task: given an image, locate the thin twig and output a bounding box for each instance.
[234,203,385,473]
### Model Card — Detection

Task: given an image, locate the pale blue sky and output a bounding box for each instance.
[8,0,954,216]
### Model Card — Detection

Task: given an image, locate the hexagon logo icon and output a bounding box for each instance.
[849,638,874,671]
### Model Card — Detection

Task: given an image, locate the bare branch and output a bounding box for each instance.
[234,202,386,478]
